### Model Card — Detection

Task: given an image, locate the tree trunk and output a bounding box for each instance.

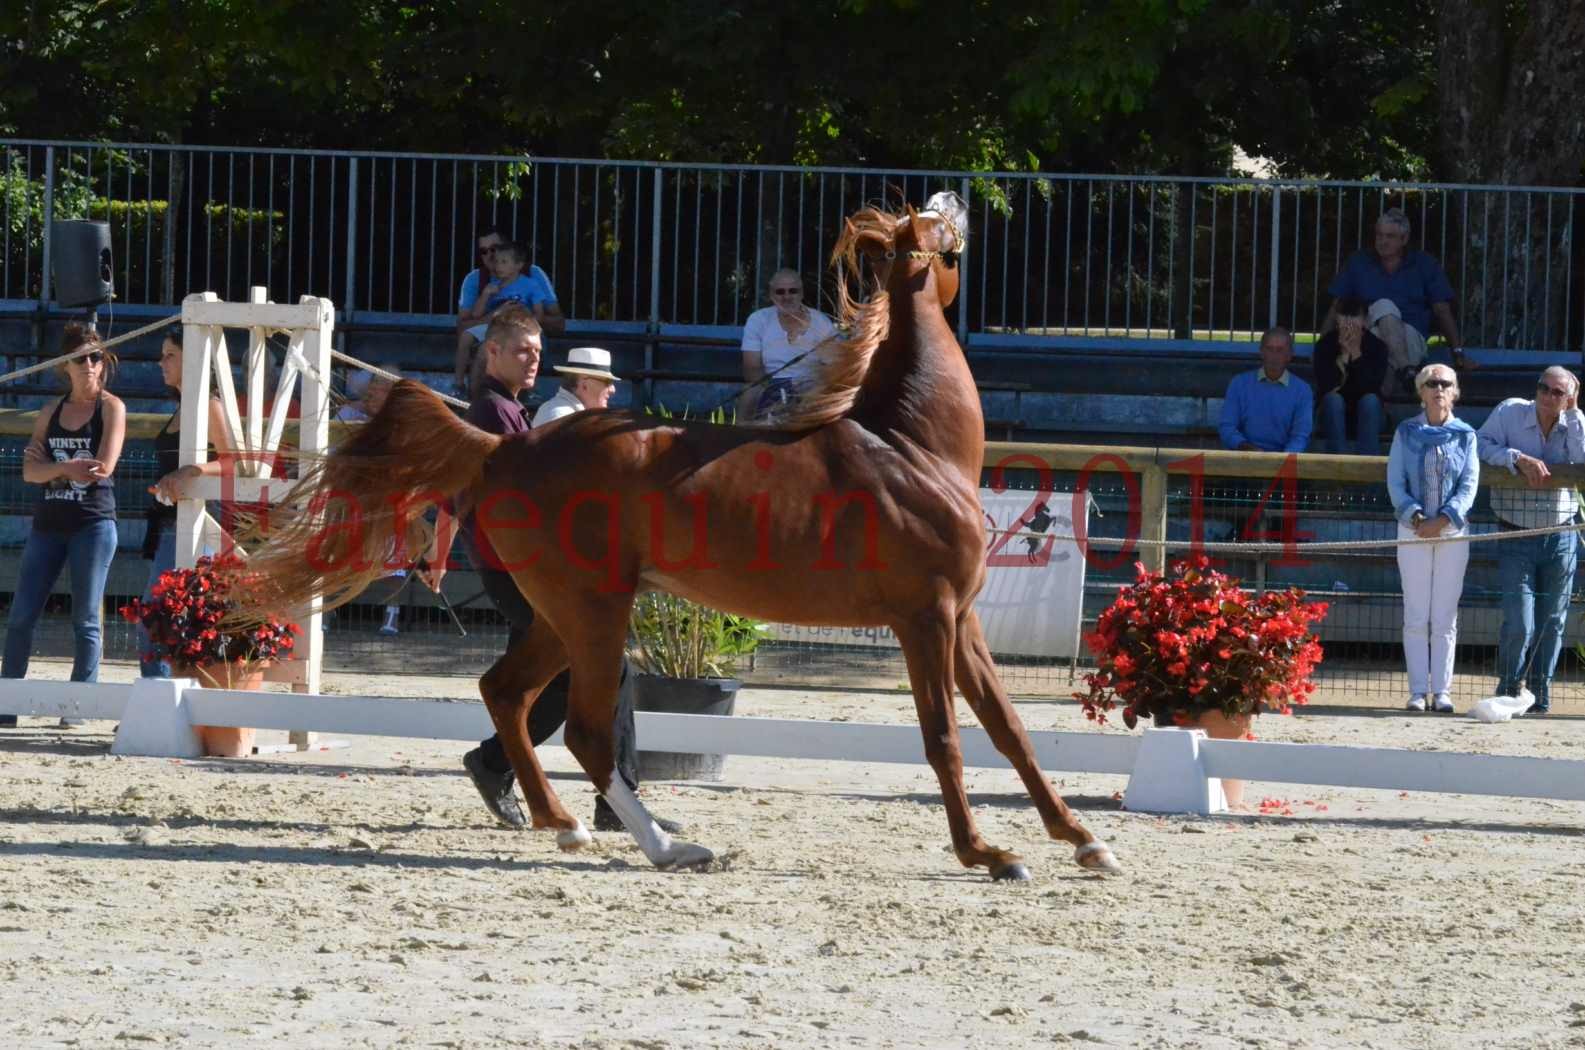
[1437,0,1585,350]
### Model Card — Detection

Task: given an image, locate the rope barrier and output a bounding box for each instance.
[0,313,180,388]
[328,349,469,411]
[990,517,1585,555]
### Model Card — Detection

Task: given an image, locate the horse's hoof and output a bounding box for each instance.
[991,861,1031,882]
[654,841,714,871]
[1074,840,1121,874]
[556,822,592,851]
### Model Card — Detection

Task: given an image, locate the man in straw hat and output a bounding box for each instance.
[531,346,620,427]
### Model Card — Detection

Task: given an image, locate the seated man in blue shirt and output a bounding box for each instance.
[1325,207,1467,397]
[1218,327,1313,453]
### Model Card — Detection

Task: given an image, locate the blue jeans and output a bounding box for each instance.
[138,530,178,677]
[2,519,118,682]
[1495,530,1578,706]
[1318,391,1383,455]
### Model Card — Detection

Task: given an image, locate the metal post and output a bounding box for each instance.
[646,167,664,411]
[649,168,663,327]
[958,176,971,347]
[1268,183,1282,327]
[1141,464,1168,574]
[40,147,56,310]
[343,157,359,320]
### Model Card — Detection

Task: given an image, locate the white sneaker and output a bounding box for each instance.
[1430,693,1454,714]
[1406,694,1427,712]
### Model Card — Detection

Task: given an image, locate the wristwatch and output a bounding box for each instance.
[1410,511,1426,528]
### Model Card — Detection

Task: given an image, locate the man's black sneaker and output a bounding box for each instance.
[462,747,526,828]
[593,797,682,834]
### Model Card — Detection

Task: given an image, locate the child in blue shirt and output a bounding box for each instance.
[455,241,558,393]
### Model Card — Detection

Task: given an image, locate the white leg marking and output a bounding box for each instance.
[1074,839,1122,873]
[604,780,713,869]
[556,820,592,851]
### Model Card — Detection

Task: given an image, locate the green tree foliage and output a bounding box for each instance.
[0,1,1579,184]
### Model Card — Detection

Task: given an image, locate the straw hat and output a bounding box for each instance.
[554,346,619,383]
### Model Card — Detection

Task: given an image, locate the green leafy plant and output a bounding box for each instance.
[629,592,767,680]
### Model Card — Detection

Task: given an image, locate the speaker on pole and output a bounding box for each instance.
[50,220,114,309]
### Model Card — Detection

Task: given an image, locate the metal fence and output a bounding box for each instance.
[4,139,1583,349]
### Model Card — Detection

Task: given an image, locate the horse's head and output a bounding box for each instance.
[833,191,969,306]
[899,191,969,306]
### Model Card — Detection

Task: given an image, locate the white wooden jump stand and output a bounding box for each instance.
[175,287,331,750]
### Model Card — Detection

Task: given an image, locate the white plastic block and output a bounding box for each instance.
[111,678,203,759]
[1122,727,1227,815]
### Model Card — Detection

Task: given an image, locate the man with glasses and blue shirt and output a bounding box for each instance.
[1476,367,1585,715]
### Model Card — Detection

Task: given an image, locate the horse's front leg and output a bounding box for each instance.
[954,609,1120,875]
[893,607,1026,881]
[479,616,588,851]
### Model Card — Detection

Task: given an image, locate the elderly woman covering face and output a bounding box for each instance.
[1386,363,1479,714]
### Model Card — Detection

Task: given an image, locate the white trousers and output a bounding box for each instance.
[1396,523,1469,695]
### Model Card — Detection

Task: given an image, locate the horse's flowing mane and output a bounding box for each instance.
[771,205,899,430]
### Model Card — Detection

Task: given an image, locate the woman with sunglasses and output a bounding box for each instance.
[136,327,238,676]
[1,325,126,726]
[1386,363,1478,714]
[737,268,837,421]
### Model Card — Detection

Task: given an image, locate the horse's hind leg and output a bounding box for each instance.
[557,601,714,871]
[893,606,1026,881]
[479,615,587,850]
[954,609,1120,874]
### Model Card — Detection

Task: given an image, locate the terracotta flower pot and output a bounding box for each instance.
[176,663,264,758]
[1192,707,1253,810]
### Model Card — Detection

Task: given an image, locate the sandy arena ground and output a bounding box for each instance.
[1,658,1583,1049]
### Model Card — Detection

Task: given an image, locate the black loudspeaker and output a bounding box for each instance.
[51,220,113,308]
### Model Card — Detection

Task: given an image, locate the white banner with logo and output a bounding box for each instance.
[768,490,1088,658]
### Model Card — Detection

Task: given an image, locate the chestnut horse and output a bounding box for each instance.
[244,192,1119,880]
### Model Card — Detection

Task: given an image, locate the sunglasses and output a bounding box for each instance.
[1422,378,1455,390]
[72,351,104,365]
[1537,383,1572,398]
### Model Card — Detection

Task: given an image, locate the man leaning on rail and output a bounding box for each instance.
[1475,366,1585,715]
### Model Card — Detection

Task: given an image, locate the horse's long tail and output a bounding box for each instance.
[236,379,501,619]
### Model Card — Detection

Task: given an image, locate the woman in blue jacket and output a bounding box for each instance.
[1386,363,1479,713]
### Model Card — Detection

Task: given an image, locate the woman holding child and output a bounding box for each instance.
[1386,362,1479,714]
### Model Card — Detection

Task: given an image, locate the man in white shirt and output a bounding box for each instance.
[1475,366,1585,714]
[531,347,619,428]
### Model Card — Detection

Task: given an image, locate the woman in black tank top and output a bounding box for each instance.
[2,325,127,721]
[136,329,235,677]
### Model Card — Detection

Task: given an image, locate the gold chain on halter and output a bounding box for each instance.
[905,211,967,260]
